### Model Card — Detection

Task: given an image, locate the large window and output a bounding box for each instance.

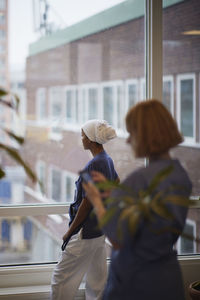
[3,0,200,270]
[163,0,200,257]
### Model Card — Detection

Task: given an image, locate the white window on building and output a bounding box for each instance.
[63,172,76,203]
[103,85,114,126]
[177,74,196,142]
[50,168,62,202]
[0,14,5,25]
[139,78,146,100]
[88,87,99,120]
[79,84,99,124]
[0,29,5,40]
[0,0,6,10]
[36,161,46,194]
[177,219,196,255]
[65,86,79,125]
[163,75,174,115]
[49,87,63,134]
[100,81,124,130]
[125,79,139,112]
[36,88,46,120]
[0,44,5,54]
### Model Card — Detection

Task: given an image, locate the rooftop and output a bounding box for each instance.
[29,0,183,57]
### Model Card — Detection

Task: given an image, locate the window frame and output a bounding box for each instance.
[176,73,196,144]
[62,171,77,204]
[36,88,47,122]
[177,219,197,255]
[163,75,174,116]
[48,166,62,202]
[63,85,80,129]
[125,79,139,112]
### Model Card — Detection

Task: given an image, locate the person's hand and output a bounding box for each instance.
[91,171,111,198]
[91,171,107,183]
[62,231,70,241]
[83,181,106,220]
[82,181,101,207]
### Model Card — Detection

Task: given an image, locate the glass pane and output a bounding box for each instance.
[2,0,145,265]
[128,83,137,108]
[163,80,172,112]
[163,0,200,197]
[176,207,200,255]
[66,90,73,121]
[103,87,114,125]
[0,215,67,265]
[180,79,193,137]
[88,88,98,119]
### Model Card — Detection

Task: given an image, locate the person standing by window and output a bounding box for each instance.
[50,119,119,300]
[83,99,192,300]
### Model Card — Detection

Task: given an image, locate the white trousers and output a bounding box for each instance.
[50,232,107,300]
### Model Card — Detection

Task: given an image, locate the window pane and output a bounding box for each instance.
[176,207,200,255]
[163,80,172,112]
[2,0,145,265]
[66,90,73,122]
[163,0,200,197]
[51,170,62,201]
[180,79,193,137]
[128,83,138,108]
[88,88,98,119]
[0,215,67,265]
[103,87,114,125]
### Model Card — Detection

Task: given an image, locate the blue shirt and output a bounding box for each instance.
[102,159,192,300]
[69,150,118,239]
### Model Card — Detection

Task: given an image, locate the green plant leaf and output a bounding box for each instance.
[3,129,24,145]
[0,168,5,179]
[0,98,14,109]
[96,180,120,190]
[151,202,174,220]
[0,88,8,97]
[164,195,196,207]
[0,143,37,183]
[13,93,20,111]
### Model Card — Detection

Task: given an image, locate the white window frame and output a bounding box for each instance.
[48,166,62,202]
[101,80,124,130]
[140,77,146,100]
[176,73,196,144]
[36,160,46,194]
[49,86,64,139]
[36,88,46,122]
[62,171,77,204]
[63,85,79,130]
[163,75,174,116]
[177,219,197,254]
[125,79,139,113]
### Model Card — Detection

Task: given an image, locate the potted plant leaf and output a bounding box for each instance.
[0,87,38,184]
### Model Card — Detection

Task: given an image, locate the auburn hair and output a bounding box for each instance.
[125,99,183,158]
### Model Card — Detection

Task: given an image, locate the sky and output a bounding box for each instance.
[8,0,125,70]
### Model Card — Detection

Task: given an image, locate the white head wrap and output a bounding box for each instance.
[82,119,117,144]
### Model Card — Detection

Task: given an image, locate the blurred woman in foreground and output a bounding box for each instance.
[83,99,192,300]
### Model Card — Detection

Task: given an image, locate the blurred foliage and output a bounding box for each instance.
[97,166,200,244]
[0,88,38,183]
